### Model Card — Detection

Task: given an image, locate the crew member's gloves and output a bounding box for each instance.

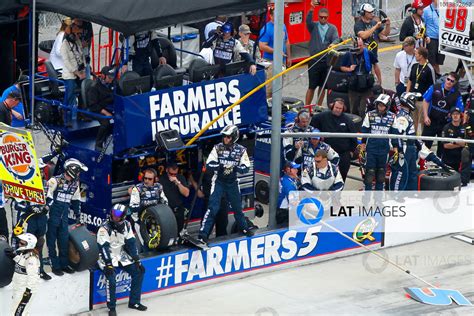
[32,206,43,214]
[42,205,50,215]
[391,151,399,165]
[132,256,145,273]
[4,248,16,259]
[103,265,115,277]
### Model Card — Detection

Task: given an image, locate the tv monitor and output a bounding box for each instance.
[154,74,184,91]
[224,61,250,77]
[189,64,221,83]
[121,75,151,96]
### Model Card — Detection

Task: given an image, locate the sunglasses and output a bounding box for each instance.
[168,172,178,176]
[315,159,324,163]
[446,78,456,83]
[319,16,328,19]
[144,177,154,181]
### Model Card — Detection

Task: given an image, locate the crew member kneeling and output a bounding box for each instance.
[199,125,255,243]
[97,204,147,316]
[302,150,344,191]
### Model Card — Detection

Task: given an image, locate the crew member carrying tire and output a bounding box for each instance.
[361,94,397,190]
[5,233,40,316]
[390,92,419,191]
[97,204,147,316]
[45,158,87,276]
[199,125,255,244]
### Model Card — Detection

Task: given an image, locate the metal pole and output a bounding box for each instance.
[268,0,285,228]
[283,131,474,144]
[30,0,36,127]
[180,24,184,68]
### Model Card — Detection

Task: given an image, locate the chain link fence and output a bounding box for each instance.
[342,0,411,40]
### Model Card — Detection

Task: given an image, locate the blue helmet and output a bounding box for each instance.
[221,23,233,34]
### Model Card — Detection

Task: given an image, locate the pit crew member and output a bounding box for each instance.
[301,150,344,191]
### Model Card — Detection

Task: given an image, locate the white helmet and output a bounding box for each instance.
[16,233,37,252]
[64,158,88,180]
[374,94,391,107]
[221,125,239,144]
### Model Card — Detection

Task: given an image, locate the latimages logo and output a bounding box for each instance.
[296,197,324,225]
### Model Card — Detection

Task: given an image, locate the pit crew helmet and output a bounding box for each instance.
[221,23,233,34]
[399,92,417,112]
[64,158,88,180]
[221,125,239,144]
[16,233,37,252]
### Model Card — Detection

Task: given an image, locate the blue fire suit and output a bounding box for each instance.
[390,108,418,191]
[199,142,251,239]
[361,109,397,190]
[282,124,313,164]
[45,174,81,270]
[301,141,340,171]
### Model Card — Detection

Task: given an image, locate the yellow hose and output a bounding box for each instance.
[185,38,353,146]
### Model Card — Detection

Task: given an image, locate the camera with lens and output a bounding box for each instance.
[381,18,388,24]
[78,63,85,71]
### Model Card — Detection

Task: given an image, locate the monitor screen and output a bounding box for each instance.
[224,61,250,77]
[154,74,184,90]
[121,76,151,96]
[189,64,221,83]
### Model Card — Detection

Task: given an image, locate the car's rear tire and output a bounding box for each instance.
[418,169,462,191]
[68,224,100,271]
[139,204,178,251]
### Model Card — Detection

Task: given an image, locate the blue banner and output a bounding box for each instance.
[113,72,268,153]
[91,215,383,306]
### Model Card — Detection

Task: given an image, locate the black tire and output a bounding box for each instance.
[230,217,258,234]
[327,91,350,109]
[68,224,100,271]
[0,240,15,287]
[326,71,351,93]
[139,204,177,251]
[346,113,363,132]
[418,169,462,191]
[268,96,304,116]
[255,180,269,204]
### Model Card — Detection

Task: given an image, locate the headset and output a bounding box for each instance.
[143,168,158,182]
[328,98,347,112]
[295,109,310,124]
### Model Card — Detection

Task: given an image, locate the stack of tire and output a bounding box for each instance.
[418,168,462,191]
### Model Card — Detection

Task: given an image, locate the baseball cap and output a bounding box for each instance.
[311,128,321,140]
[7,90,21,100]
[284,161,301,170]
[450,107,462,114]
[239,24,251,34]
[101,66,115,78]
[361,3,375,13]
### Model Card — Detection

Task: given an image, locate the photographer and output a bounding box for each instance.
[354,3,392,57]
[60,22,86,124]
[340,37,381,117]
[202,23,257,76]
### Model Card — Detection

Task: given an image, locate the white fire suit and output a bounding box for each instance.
[11,252,40,316]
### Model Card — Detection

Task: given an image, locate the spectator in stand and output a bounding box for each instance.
[0,90,21,126]
[305,4,339,106]
[406,46,436,135]
[60,22,86,124]
[1,75,28,127]
[422,72,464,155]
[394,37,417,96]
[354,3,392,57]
[283,109,313,164]
[204,16,227,41]
[277,161,300,225]
[310,98,358,181]
[235,24,262,63]
[159,162,190,232]
[399,0,427,48]
[300,128,340,171]
[259,7,292,98]
[87,66,115,151]
[340,37,381,117]
[366,84,400,114]
[301,150,344,191]
[441,107,466,171]
[202,23,257,75]
[423,0,444,75]
[50,17,72,70]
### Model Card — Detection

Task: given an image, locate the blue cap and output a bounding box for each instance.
[221,23,233,33]
[284,161,301,169]
[311,128,321,140]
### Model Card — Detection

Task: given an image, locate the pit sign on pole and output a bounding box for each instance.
[0,123,45,204]
[439,0,474,62]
